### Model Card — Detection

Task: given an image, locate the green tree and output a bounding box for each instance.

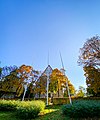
[84,66,100,96]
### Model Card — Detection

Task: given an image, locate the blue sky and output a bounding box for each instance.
[0,0,100,90]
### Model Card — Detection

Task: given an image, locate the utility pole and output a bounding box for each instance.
[60,52,72,105]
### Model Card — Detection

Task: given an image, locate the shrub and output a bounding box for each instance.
[35,98,51,105]
[0,100,45,119]
[0,100,18,111]
[62,100,100,118]
[16,100,45,119]
[53,97,69,105]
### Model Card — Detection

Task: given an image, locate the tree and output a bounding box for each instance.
[0,67,2,79]
[17,65,38,100]
[25,83,35,98]
[0,65,39,99]
[35,75,47,98]
[78,36,100,69]
[0,65,17,80]
[49,68,67,97]
[78,36,100,97]
[76,86,86,97]
[0,67,22,98]
[49,68,75,97]
[67,80,75,96]
[17,64,38,86]
[84,66,100,96]
[35,68,67,98]
[30,68,75,98]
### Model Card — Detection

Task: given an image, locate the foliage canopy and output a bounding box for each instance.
[78,36,100,69]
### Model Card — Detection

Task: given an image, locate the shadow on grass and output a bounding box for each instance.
[34,105,70,120]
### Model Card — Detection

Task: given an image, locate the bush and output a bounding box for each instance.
[53,97,69,105]
[0,100,45,119]
[0,100,18,111]
[35,98,51,105]
[16,100,45,119]
[62,100,100,118]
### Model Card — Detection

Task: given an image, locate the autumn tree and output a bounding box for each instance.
[25,83,35,98]
[34,65,52,98]
[25,70,40,98]
[76,86,86,97]
[0,66,21,98]
[0,67,2,79]
[17,65,39,99]
[49,68,66,97]
[84,66,100,96]
[35,74,47,98]
[50,68,75,97]
[78,36,100,69]
[78,36,100,96]
[0,65,39,99]
[0,70,24,97]
[17,64,38,86]
[66,80,75,96]
[0,66,17,80]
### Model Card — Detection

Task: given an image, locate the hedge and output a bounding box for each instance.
[0,100,18,111]
[0,100,45,119]
[62,100,100,118]
[53,97,69,105]
[16,100,45,119]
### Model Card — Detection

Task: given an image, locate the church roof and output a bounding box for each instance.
[41,65,53,77]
